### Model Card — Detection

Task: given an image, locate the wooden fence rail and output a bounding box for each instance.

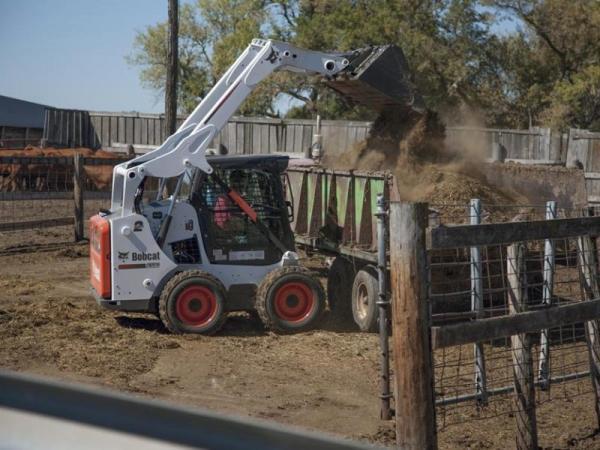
[430,298,600,349]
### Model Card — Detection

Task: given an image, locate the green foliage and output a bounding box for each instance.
[289,0,501,120]
[128,1,277,115]
[128,0,600,130]
[485,0,600,129]
[542,65,600,130]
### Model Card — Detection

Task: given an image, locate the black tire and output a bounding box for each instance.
[327,257,356,325]
[159,270,227,335]
[352,266,378,332]
[256,266,325,333]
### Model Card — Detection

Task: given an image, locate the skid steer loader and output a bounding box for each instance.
[89,38,421,334]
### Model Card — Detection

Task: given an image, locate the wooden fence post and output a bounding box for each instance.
[389,202,437,450]
[577,235,600,427]
[507,243,538,450]
[73,153,84,242]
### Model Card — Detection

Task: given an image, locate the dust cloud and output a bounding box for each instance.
[322,106,515,206]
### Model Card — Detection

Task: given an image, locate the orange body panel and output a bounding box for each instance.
[89,215,111,299]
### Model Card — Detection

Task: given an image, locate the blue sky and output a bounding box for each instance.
[1,1,519,115]
[0,0,176,113]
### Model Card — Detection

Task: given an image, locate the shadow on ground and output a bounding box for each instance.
[113,310,364,336]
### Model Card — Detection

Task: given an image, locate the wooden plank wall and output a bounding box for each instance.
[43,109,187,149]
[444,126,563,162]
[44,108,598,174]
[566,129,600,203]
[567,129,600,171]
[43,110,373,155]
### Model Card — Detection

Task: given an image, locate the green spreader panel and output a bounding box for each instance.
[286,167,393,251]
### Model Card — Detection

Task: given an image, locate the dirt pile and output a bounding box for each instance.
[323,107,517,208]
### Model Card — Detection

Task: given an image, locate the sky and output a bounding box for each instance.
[0,1,519,116]
[0,0,175,113]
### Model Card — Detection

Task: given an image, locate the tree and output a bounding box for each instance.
[542,66,600,130]
[128,1,600,130]
[485,0,600,129]
[127,4,211,114]
[129,0,502,120]
[128,1,278,115]
[275,0,504,120]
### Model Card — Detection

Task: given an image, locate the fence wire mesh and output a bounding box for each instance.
[81,158,125,240]
[429,200,600,446]
[0,158,75,251]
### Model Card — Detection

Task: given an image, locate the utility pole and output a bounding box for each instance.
[164,0,179,137]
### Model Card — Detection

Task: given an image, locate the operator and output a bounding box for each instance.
[214,169,247,229]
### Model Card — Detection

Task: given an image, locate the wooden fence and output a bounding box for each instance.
[41,107,600,164]
[565,129,600,204]
[42,109,371,156]
[43,108,571,161]
[445,126,566,162]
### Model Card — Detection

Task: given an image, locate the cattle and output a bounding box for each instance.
[0,147,125,192]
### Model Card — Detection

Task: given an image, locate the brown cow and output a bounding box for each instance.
[0,147,126,192]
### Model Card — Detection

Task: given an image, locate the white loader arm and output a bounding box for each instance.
[111,39,351,213]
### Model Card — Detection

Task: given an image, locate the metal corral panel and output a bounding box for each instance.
[286,166,396,254]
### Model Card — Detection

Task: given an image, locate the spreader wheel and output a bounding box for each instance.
[159,270,227,335]
[255,266,325,333]
[327,256,356,326]
[352,266,379,332]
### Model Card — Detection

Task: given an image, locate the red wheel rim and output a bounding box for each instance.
[175,285,218,327]
[273,281,315,323]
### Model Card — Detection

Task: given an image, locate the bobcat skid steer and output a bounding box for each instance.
[89,38,421,334]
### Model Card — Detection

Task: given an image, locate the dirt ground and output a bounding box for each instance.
[1,230,600,449]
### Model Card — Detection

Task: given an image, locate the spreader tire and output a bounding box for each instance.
[327,257,356,326]
[256,266,325,333]
[159,270,227,335]
[352,266,378,332]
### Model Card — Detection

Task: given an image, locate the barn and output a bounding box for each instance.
[0,95,49,148]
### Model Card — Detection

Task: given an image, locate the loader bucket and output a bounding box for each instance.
[326,45,425,114]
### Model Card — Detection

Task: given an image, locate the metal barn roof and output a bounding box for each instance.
[0,95,49,128]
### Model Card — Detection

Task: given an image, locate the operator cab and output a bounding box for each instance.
[190,154,295,266]
[134,154,295,268]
